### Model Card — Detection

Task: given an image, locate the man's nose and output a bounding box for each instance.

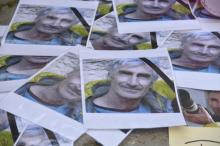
[53,19,62,26]
[129,75,139,86]
[201,46,209,54]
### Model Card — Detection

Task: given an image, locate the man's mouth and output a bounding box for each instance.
[43,25,61,32]
[120,86,141,93]
[191,53,213,58]
[143,6,164,11]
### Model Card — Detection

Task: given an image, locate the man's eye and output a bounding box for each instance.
[62,19,72,23]
[47,16,56,20]
[138,74,151,79]
[208,45,220,50]
[119,71,131,76]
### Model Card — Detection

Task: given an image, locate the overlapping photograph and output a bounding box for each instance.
[81,49,185,129]
[88,12,172,50]
[113,0,200,33]
[177,87,220,127]
[162,30,220,78]
[190,0,220,30]
[1,0,98,55]
[0,47,132,145]
[0,52,55,93]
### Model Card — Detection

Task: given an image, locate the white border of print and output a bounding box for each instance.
[175,71,220,91]
[0,46,56,92]
[112,0,201,33]
[0,46,133,146]
[80,49,185,129]
[1,0,98,55]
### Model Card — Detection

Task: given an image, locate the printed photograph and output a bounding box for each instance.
[177,87,220,127]
[115,0,195,22]
[0,0,19,25]
[89,13,152,50]
[83,57,177,114]
[16,124,73,146]
[0,109,27,146]
[15,52,83,123]
[0,55,54,82]
[5,4,96,46]
[192,0,220,20]
[162,31,220,73]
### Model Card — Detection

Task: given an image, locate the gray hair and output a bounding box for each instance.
[108,58,158,81]
[35,7,78,23]
[181,32,220,48]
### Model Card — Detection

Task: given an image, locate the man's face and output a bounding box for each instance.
[102,27,149,50]
[24,56,54,64]
[183,38,220,63]
[135,0,176,15]
[57,72,81,101]
[208,92,220,117]
[110,64,154,100]
[35,11,78,34]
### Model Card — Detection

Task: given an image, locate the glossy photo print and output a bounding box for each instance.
[0,47,132,146]
[1,0,98,49]
[81,49,185,129]
[113,0,200,33]
[177,87,220,127]
[89,12,152,50]
[190,0,220,30]
[0,53,54,93]
[162,31,220,75]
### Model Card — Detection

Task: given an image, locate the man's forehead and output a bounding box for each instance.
[208,91,220,98]
[190,39,220,45]
[118,64,153,73]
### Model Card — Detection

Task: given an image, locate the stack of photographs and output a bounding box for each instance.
[0,0,219,146]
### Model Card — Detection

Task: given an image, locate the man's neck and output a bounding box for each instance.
[172,55,211,69]
[15,27,55,41]
[93,92,141,111]
[30,84,65,106]
[7,58,45,75]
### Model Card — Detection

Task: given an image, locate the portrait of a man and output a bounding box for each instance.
[91,24,150,50]
[6,7,84,46]
[0,56,54,81]
[16,69,82,122]
[86,58,175,113]
[90,14,151,50]
[171,32,220,73]
[117,0,193,22]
